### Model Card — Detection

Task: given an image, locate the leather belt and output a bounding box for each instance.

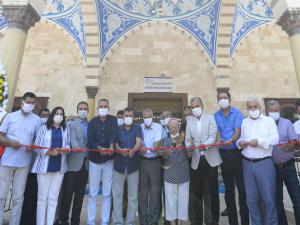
[141,156,160,161]
[243,156,271,163]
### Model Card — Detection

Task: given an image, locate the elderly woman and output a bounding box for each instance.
[161,118,190,225]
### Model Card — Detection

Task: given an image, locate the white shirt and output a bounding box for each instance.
[237,114,279,159]
[196,116,205,156]
[0,110,41,167]
[293,120,300,139]
[141,122,162,158]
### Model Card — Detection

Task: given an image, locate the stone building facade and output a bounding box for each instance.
[0,0,299,118]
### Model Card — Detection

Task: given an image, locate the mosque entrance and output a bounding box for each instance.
[128,93,188,124]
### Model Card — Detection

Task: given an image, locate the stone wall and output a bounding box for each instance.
[99,22,217,115]
[230,24,299,114]
[0,18,298,117]
[15,20,86,116]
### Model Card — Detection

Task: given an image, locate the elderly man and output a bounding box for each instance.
[113,107,142,225]
[139,108,162,225]
[185,97,222,225]
[214,91,249,225]
[237,97,279,225]
[266,100,300,225]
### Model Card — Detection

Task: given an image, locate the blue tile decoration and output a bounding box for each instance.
[230,0,274,59]
[172,0,221,64]
[0,0,86,61]
[98,0,221,64]
[44,0,86,60]
[102,0,212,19]
[98,0,148,62]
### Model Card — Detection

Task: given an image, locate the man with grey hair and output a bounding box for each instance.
[139,108,162,225]
[185,97,222,225]
[266,100,300,225]
[87,98,118,225]
[237,97,279,225]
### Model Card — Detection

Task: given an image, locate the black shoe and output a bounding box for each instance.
[221,208,228,217]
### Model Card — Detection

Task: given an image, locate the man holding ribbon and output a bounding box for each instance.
[112,107,142,225]
[267,100,300,225]
[87,98,117,225]
[214,91,249,225]
[139,108,162,225]
[0,92,41,225]
[185,97,222,225]
[237,97,279,225]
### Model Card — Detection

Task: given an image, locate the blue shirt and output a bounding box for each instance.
[47,127,62,172]
[114,124,143,174]
[273,117,297,164]
[88,115,117,164]
[0,110,41,167]
[214,107,244,150]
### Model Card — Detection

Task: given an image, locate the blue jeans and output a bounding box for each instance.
[275,159,300,225]
[242,158,278,225]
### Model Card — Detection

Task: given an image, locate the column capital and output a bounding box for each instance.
[278,9,300,37]
[3,4,41,32]
[86,86,98,99]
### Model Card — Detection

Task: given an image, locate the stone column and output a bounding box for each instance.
[86,86,98,120]
[0,4,41,111]
[277,9,300,86]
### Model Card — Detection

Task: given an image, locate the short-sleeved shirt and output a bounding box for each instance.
[162,137,189,184]
[214,107,244,150]
[47,127,63,172]
[0,110,41,167]
[114,124,143,174]
[273,117,297,164]
[141,122,162,158]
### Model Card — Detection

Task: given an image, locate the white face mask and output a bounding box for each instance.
[53,115,63,124]
[124,117,133,126]
[164,117,171,126]
[249,109,261,119]
[40,117,48,124]
[117,118,124,126]
[192,107,203,117]
[22,102,35,114]
[269,112,280,121]
[144,118,152,127]
[78,110,88,119]
[98,108,108,117]
[219,99,230,109]
[170,133,179,139]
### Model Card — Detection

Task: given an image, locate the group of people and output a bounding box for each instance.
[0,91,299,225]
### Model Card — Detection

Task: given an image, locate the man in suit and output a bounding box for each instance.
[185,97,222,225]
[56,101,89,225]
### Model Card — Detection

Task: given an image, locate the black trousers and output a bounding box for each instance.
[192,157,220,225]
[59,163,88,225]
[220,150,249,225]
[138,158,161,225]
[20,173,38,225]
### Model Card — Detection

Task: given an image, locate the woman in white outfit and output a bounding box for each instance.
[32,106,70,225]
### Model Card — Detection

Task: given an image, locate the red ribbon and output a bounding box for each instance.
[19,140,299,153]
